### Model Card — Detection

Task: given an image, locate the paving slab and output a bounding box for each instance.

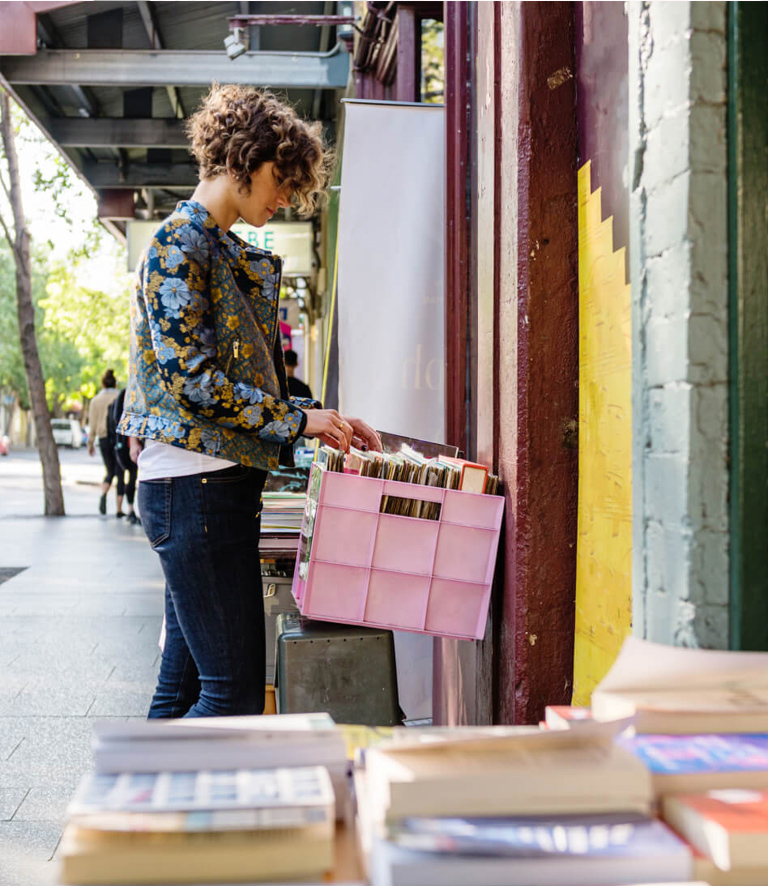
[0,448,164,886]
[0,821,63,886]
[0,788,28,821]
[12,784,77,822]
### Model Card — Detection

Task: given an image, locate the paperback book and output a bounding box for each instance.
[92,713,347,775]
[662,788,768,871]
[60,762,337,884]
[364,723,652,823]
[367,809,690,886]
[592,636,768,734]
[69,766,333,817]
[544,705,595,731]
[619,733,768,795]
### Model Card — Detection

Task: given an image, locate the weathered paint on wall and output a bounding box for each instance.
[573,162,633,705]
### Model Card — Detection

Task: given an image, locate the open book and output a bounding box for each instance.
[591,637,768,734]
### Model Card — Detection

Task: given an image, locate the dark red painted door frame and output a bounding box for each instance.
[438,0,578,725]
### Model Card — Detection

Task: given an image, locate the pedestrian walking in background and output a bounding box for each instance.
[118,84,381,719]
[87,369,121,516]
[107,389,140,525]
[283,349,313,400]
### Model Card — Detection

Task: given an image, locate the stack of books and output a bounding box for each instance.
[59,712,354,885]
[259,491,306,555]
[91,712,349,815]
[347,637,768,885]
[59,766,336,885]
[584,637,768,886]
[353,722,693,885]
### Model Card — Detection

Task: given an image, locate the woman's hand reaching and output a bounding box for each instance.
[303,410,382,454]
[343,416,382,453]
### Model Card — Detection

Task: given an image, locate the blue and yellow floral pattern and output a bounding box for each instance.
[118,201,320,470]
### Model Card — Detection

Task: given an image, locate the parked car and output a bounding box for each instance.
[50,418,83,448]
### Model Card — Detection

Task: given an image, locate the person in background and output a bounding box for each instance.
[118,83,381,719]
[107,388,140,525]
[87,368,121,516]
[283,349,313,400]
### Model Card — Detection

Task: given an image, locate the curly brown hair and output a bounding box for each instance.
[185,84,331,217]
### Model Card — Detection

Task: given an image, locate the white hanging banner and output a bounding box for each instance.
[337,100,445,722]
[337,101,445,442]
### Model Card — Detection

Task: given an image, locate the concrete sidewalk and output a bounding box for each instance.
[0,447,164,885]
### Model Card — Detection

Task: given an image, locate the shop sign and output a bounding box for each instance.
[126,220,314,275]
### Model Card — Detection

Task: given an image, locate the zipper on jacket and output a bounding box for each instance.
[271,259,283,350]
[224,339,239,376]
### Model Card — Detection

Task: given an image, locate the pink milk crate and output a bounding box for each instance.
[292,465,505,640]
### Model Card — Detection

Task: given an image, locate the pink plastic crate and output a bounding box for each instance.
[292,466,504,640]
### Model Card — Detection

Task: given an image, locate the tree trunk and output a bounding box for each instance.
[0,91,65,516]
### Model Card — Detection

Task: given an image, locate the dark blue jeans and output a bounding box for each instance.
[139,464,267,718]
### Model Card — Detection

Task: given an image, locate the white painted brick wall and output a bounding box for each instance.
[629,0,729,648]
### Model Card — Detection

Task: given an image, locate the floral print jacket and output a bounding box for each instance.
[117,200,319,470]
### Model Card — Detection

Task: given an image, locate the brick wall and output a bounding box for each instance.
[628,1,729,647]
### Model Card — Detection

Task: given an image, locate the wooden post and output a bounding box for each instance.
[396,5,420,102]
[495,1,579,723]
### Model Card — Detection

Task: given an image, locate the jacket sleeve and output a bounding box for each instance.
[290,395,322,411]
[140,219,307,446]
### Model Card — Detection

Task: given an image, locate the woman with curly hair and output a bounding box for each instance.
[118,84,381,718]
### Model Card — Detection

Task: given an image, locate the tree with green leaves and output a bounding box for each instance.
[0,89,64,515]
[41,262,130,409]
[421,19,445,104]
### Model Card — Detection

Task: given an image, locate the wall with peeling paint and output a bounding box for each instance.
[628,1,730,647]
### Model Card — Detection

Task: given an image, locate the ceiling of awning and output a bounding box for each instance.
[0,1,351,240]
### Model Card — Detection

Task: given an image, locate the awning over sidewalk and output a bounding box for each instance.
[0,0,350,240]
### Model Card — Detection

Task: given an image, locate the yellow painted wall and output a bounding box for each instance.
[573,161,632,706]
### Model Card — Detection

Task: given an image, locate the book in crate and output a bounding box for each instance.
[293,461,504,640]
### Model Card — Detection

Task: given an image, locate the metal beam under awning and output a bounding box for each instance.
[49,117,188,148]
[83,161,198,188]
[0,47,350,89]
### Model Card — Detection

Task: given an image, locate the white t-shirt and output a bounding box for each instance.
[137,439,236,481]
